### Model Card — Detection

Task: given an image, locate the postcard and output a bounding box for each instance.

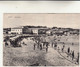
[3,13,79,66]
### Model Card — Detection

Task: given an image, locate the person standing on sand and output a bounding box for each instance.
[40,43,42,50]
[62,47,64,52]
[43,42,45,48]
[72,51,74,60]
[67,47,70,54]
[46,47,48,52]
[62,44,65,52]
[34,43,36,50]
[46,42,49,52]
[37,41,40,49]
[52,42,53,47]
[67,47,70,57]
[63,44,65,48]
[54,42,57,50]
[76,52,79,64]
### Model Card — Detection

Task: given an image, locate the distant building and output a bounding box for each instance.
[33,29,38,35]
[38,29,47,35]
[3,28,11,34]
[46,30,51,35]
[28,28,48,35]
[29,28,38,35]
[3,29,8,34]
[11,27,23,34]
[55,32,64,36]
[23,27,32,34]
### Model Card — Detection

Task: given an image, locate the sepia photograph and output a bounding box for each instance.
[3,13,79,66]
[0,0,80,1]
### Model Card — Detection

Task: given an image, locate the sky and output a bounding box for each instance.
[3,13,80,29]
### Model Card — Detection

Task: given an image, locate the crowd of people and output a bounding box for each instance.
[32,37,49,52]
[31,36,79,64]
[4,35,79,64]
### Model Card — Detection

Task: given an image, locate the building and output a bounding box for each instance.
[11,27,23,34]
[55,31,64,36]
[23,26,32,34]
[46,30,51,35]
[38,29,47,34]
[3,29,8,34]
[33,29,38,35]
[3,28,11,34]
[29,28,38,35]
